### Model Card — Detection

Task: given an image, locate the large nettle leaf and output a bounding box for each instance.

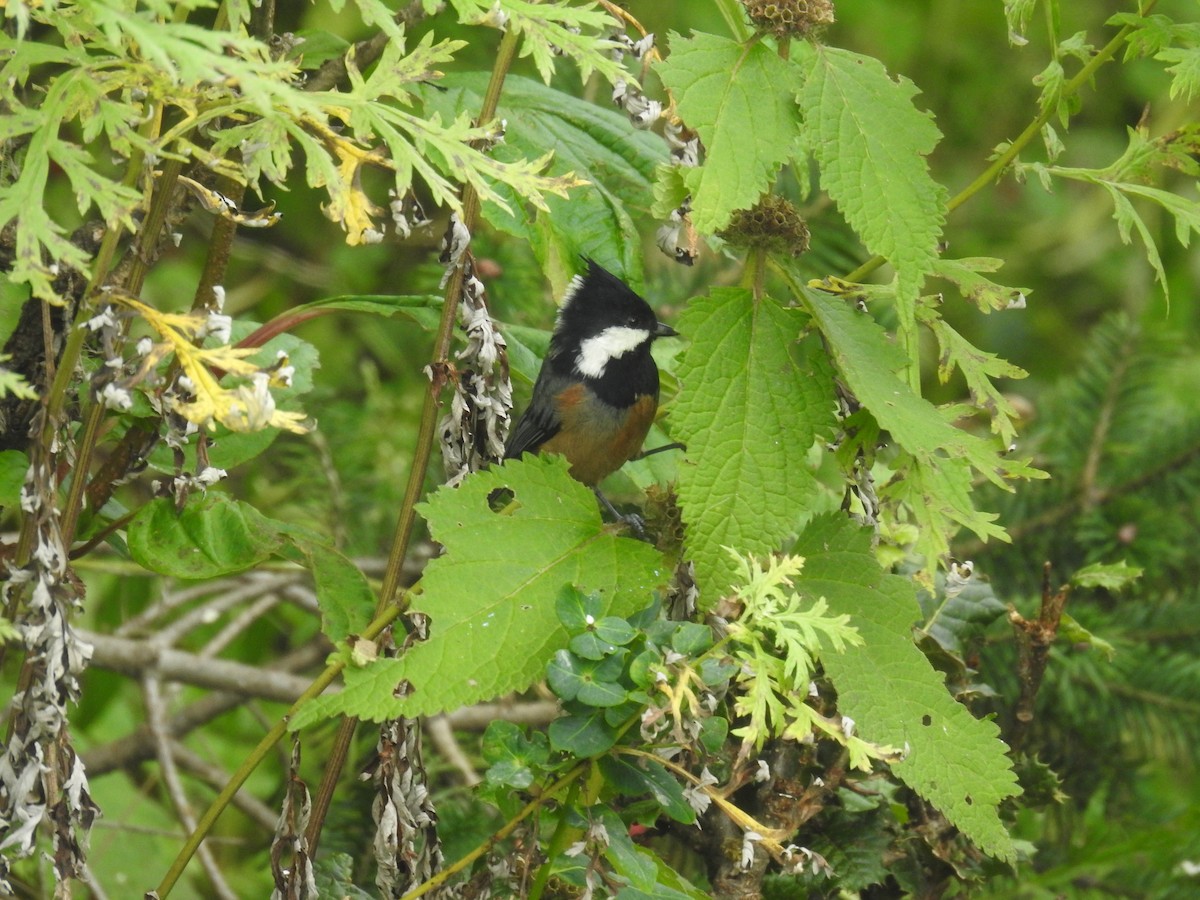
[672,288,837,597]
[795,43,947,310]
[289,455,665,727]
[655,31,805,233]
[793,513,1020,862]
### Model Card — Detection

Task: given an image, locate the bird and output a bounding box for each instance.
[504,258,677,491]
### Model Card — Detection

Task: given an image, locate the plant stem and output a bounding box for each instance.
[398,762,588,900]
[842,13,1150,286]
[152,599,405,898]
[303,24,523,858]
[59,158,185,548]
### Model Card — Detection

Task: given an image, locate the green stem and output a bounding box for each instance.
[398,762,588,900]
[152,599,405,898]
[377,24,520,611]
[842,11,1150,286]
[527,779,583,900]
[713,0,752,41]
[58,159,184,548]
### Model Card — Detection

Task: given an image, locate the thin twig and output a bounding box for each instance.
[79,629,331,704]
[425,716,481,787]
[152,599,404,898]
[143,675,239,900]
[81,641,331,776]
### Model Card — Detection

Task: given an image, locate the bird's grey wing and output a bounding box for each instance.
[504,368,566,459]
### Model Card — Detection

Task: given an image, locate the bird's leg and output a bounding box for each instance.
[631,442,686,461]
[593,487,648,541]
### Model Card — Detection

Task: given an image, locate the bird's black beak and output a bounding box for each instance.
[654,321,678,339]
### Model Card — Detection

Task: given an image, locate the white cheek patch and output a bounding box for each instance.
[576,325,650,378]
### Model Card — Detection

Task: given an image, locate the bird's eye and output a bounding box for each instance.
[626,315,639,327]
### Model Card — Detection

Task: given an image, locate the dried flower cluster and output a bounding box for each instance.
[0,416,99,892]
[717,194,811,257]
[367,720,444,898]
[741,0,836,39]
[436,216,512,486]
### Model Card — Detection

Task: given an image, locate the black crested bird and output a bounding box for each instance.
[504,259,677,487]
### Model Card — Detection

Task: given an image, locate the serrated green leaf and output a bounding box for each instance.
[673,288,836,597]
[796,44,947,308]
[801,285,1043,566]
[444,0,630,85]
[1003,0,1038,42]
[656,32,804,232]
[1158,46,1200,103]
[930,257,1030,314]
[919,307,1028,446]
[793,513,1019,862]
[313,852,375,900]
[127,494,285,579]
[290,456,665,726]
[1071,560,1144,591]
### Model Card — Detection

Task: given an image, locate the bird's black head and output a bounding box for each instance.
[551,258,676,380]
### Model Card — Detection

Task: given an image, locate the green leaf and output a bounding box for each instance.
[313,852,375,900]
[796,44,947,308]
[1056,613,1117,661]
[794,514,1020,862]
[426,73,667,287]
[289,456,665,726]
[656,32,804,232]
[276,294,445,332]
[547,650,627,707]
[1158,46,1200,103]
[599,758,696,826]
[280,535,376,644]
[670,622,714,656]
[801,285,1043,565]
[570,617,638,660]
[919,307,1029,446]
[914,571,1007,657]
[443,0,631,85]
[287,30,353,70]
[1071,560,1144,592]
[127,494,286,579]
[0,450,28,510]
[1003,0,1038,42]
[0,359,37,401]
[929,257,1030,314]
[673,288,836,597]
[482,720,549,789]
[549,712,619,757]
[556,586,604,634]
